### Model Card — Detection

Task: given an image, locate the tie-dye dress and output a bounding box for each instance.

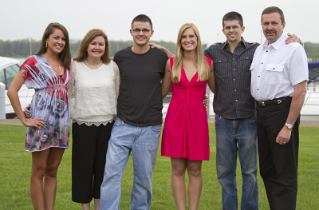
[20,55,70,152]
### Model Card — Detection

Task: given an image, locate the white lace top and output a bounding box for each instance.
[68,60,120,126]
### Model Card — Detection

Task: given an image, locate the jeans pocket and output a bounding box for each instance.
[248,115,257,124]
[151,124,162,132]
[113,118,123,126]
[215,114,222,123]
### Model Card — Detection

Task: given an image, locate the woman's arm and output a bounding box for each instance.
[7,71,45,128]
[207,63,215,93]
[162,59,172,98]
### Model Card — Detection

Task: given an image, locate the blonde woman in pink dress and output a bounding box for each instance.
[160,23,215,210]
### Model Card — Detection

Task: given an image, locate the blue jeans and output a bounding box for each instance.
[100,118,161,210]
[215,114,258,210]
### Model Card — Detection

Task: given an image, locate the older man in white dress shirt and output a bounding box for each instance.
[250,6,308,210]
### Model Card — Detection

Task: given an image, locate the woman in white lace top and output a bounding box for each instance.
[69,29,120,210]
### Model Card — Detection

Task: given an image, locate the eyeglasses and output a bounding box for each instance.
[132,29,152,34]
[224,25,240,30]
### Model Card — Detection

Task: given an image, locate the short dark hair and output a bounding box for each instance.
[222,12,243,28]
[262,6,285,24]
[131,14,153,29]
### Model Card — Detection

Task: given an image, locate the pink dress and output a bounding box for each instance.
[161,57,211,160]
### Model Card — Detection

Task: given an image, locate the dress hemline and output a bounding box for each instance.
[25,146,68,153]
[161,154,209,161]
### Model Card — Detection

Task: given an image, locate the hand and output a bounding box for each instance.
[24,104,31,118]
[149,43,162,49]
[275,126,292,145]
[285,33,301,44]
[203,96,208,108]
[22,118,46,129]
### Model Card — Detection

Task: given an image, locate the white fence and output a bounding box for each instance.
[302,85,319,121]
[162,84,319,121]
[0,82,5,119]
[205,85,319,121]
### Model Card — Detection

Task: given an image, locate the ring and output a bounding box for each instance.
[283,142,286,144]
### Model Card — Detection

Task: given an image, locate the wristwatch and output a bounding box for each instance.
[285,123,293,130]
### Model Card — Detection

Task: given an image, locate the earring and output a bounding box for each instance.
[46,42,48,48]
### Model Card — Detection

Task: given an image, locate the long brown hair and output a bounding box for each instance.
[73,29,111,64]
[36,22,71,69]
[171,23,210,83]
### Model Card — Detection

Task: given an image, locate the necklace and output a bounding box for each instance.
[43,55,62,71]
[84,60,103,69]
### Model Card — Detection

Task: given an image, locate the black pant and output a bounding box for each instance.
[256,98,299,210]
[72,122,114,203]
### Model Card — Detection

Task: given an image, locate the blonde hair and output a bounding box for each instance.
[73,29,111,64]
[171,23,210,83]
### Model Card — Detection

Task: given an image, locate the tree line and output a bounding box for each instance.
[0,39,177,58]
[0,39,317,60]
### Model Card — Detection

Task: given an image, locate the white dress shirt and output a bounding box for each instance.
[250,33,308,101]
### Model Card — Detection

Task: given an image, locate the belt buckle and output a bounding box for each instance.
[261,101,265,106]
[277,100,282,104]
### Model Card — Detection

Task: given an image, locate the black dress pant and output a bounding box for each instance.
[256,98,299,210]
[72,122,114,203]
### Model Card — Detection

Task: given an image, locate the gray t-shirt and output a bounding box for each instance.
[114,46,168,126]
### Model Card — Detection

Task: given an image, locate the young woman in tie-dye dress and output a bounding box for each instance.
[21,54,70,151]
[7,22,71,209]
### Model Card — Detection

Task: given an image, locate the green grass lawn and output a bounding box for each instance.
[0,124,318,210]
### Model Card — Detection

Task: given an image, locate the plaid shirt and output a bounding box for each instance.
[204,37,259,119]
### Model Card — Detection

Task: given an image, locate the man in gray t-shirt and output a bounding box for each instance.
[114,46,167,126]
[100,14,168,210]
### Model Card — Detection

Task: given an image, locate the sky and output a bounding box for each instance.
[1,0,318,45]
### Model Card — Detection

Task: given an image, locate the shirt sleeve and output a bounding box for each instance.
[20,56,37,81]
[112,61,120,99]
[204,46,212,58]
[113,52,119,64]
[288,45,309,86]
[68,60,77,119]
[68,60,76,100]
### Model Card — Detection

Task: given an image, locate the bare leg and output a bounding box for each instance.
[81,203,90,210]
[30,149,50,210]
[171,158,187,210]
[187,160,203,210]
[43,148,65,210]
[94,199,100,210]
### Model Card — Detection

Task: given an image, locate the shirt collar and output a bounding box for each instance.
[263,33,287,50]
[222,37,247,50]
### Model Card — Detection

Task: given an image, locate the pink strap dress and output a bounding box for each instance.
[161,57,211,160]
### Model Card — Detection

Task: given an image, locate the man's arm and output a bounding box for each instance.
[285,33,302,44]
[276,81,307,145]
[149,43,174,57]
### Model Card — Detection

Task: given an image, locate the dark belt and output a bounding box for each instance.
[255,97,291,107]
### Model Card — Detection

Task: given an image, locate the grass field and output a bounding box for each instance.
[0,124,318,210]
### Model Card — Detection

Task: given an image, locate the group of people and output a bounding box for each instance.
[7,5,308,210]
